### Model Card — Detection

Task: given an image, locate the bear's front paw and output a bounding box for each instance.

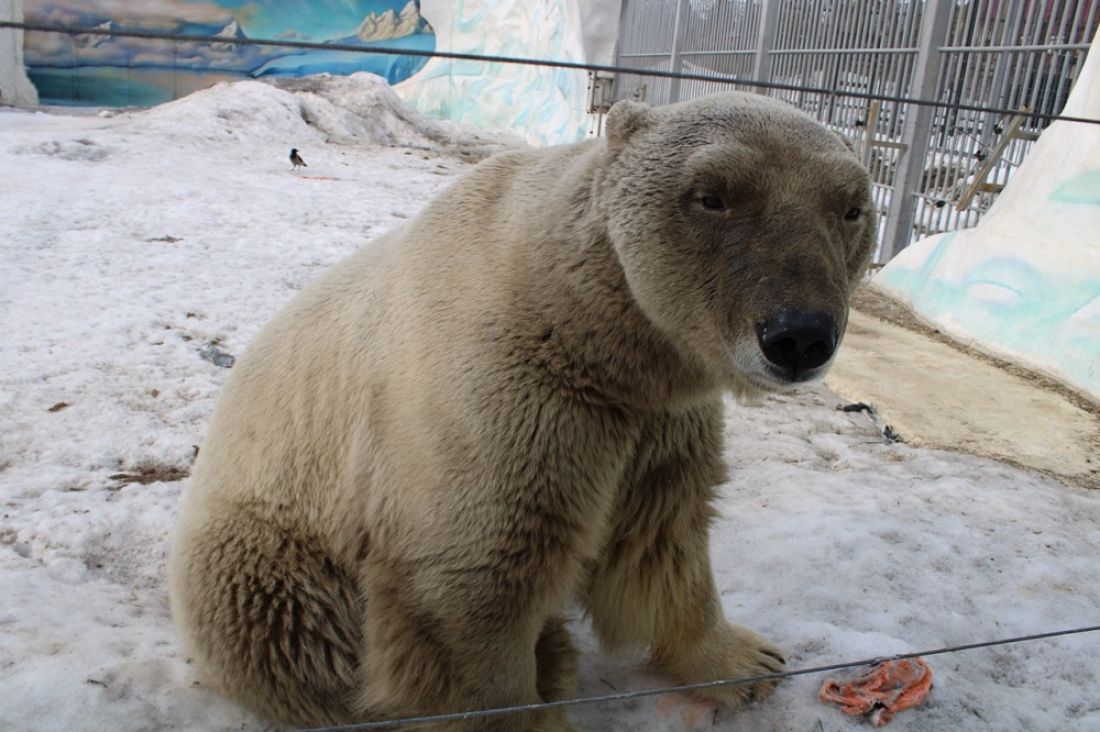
[660,622,786,710]
[712,623,785,706]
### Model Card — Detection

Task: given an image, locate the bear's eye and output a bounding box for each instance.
[844,206,862,221]
[699,194,727,212]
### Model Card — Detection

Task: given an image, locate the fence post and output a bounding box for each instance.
[752,0,779,93]
[666,0,690,103]
[880,0,952,261]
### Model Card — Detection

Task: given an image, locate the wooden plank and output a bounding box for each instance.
[956,108,1028,212]
[862,100,881,168]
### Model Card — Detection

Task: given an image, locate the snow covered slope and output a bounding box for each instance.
[136,72,521,155]
[1,80,1098,731]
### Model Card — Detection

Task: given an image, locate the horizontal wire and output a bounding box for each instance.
[4,20,1100,126]
[302,623,1100,731]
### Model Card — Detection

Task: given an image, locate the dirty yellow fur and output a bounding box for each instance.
[169,92,875,730]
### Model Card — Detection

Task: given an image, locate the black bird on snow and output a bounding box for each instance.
[289,148,307,171]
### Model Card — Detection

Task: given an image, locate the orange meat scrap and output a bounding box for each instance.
[818,657,933,727]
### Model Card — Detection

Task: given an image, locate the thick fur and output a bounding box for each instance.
[170,92,875,730]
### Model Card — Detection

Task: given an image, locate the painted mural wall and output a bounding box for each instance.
[19,0,620,145]
[23,1,436,107]
[875,30,1100,399]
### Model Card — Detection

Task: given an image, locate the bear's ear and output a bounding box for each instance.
[605,100,654,152]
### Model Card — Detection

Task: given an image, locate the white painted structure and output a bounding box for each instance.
[394,0,622,145]
[0,0,37,106]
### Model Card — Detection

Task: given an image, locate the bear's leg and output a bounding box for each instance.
[172,511,363,727]
[587,507,785,708]
[354,560,579,732]
[583,409,785,709]
[535,615,579,703]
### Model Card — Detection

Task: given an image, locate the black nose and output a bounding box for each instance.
[757,310,838,380]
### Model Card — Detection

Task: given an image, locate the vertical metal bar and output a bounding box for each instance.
[824,0,851,123]
[1003,3,1030,113]
[939,4,961,142]
[1060,0,1093,104]
[666,0,690,103]
[805,0,825,114]
[778,0,796,105]
[889,0,918,140]
[867,1,886,129]
[934,1,960,236]
[949,0,980,131]
[790,0,807,107]
[611,0,635,102]
[985,0,1026,140]
[679,0,694,100]
[802,0,816,110]
[1050,1,1082,115]
[970,3,1000,152]
[1017,0,1045,113]
[752,0,780,93]
[963,2,992,139]
[1086,0,1100,43]
[819,0,840,121]
[1039,0,1075,120]
[881,0,953,260]
[784,0,801,107]
[853,0,875,123]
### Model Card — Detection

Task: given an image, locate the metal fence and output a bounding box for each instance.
[612,0,1098,261]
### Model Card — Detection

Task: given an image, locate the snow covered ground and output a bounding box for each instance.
[1,77,1098,731]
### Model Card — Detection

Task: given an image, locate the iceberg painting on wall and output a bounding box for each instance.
[23,0,436,106]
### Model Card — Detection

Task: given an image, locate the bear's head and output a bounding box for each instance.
[600,92,875,396]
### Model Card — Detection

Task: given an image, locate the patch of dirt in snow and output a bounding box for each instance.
[837,285,1100,489]
[853,284,1100,417]
[13,138,111,162]
[108,463,190,488]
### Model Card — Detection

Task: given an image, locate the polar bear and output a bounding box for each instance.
[170,91,875,730]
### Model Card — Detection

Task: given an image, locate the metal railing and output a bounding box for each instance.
[611,0,1099,261]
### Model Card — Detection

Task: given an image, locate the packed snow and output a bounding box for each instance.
[1,76,1098,731]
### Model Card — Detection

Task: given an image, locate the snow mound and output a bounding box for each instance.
[131,79,322,144]
[128,73,522,158]
[265,73,522,156]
